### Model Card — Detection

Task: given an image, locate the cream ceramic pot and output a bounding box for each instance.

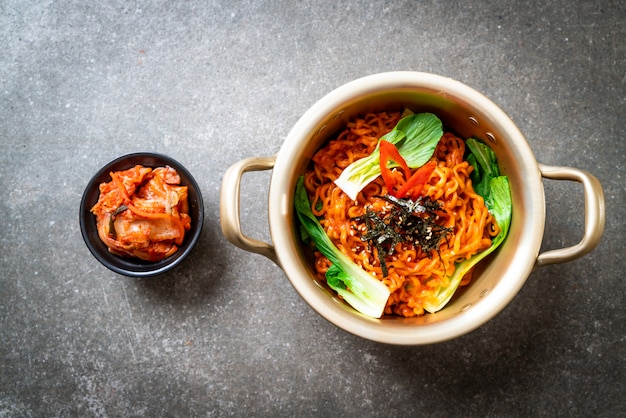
[220,72,605,345]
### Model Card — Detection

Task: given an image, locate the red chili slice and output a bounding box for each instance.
[395,161,437,199]
[379,140,410,195]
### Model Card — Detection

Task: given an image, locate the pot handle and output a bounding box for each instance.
[220,156,280,266]
[535,163,605,267]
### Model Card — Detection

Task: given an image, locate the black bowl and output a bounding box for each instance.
[79,152,204,277]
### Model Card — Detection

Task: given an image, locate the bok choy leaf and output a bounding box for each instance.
[423,139,512,313]
[334,112,443,201]
[294,176,391,318]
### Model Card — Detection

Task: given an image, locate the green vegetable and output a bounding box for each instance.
[334,112,444,200]
[294,176,391,318]
[108,204,128,239]
[423,139,512,313]
[465,138,499,198]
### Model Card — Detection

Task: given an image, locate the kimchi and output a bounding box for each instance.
[91,165,191,261]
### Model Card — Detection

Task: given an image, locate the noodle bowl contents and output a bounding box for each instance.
[91,165,191,262]
[295,111,512,318]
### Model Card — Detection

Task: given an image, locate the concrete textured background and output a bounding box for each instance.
[1,1,624,416]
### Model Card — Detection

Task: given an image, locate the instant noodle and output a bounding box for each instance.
[302,111,499,317]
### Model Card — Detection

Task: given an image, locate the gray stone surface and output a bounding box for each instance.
[1,0,624,416]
